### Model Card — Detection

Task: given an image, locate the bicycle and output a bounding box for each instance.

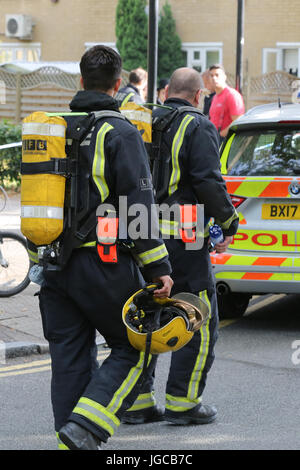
[0,231,32,297]
[0,185,8,213]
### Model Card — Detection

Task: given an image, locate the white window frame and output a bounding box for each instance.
[262,48,282,74]
[0,42,41,62]
[181,42,223,72]
[262,43,300,77]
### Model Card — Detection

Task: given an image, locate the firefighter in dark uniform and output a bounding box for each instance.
[29,46,173,450]
[115,67,147,107]
[122,67,239,425]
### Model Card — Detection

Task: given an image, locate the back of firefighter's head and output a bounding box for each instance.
[129,67,148,99]
[166,67,201,108]
[80,45,122,94]
[129,68,148,88]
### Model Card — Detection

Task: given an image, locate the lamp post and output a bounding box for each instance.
[235,0,245,94]
[147,0,159,104]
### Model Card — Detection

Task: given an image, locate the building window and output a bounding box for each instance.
[181,43,223,73]
[0,43,41,63]
[263,43,300,76]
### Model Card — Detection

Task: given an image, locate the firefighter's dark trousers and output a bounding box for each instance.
[128,238,219,413]
[39,248,156,443]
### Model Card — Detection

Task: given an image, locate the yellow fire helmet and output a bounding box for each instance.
[122,284,210,355]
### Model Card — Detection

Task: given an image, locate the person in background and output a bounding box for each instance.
[115,67,148,107]
[209,64,245,143]
[156,78,169,105]
[201,70,216,117]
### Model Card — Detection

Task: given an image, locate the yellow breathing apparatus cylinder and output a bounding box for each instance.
[119,102,152,144]
[21,111,67,246]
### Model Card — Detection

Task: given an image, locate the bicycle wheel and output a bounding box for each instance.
[0,231,32,297]
[0,186,8,213]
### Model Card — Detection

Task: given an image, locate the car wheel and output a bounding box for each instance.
[217,292,251,320]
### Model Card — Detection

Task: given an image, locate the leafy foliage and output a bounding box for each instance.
[0,120,22,186]
[115,0,185,79]
[158,2,185,80]
[116,0,148,71]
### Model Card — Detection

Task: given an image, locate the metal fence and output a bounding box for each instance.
[0,66,130,122]
[245,71,297,109]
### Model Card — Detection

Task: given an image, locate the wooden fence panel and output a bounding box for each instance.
[20,85,75,119]
[0,66,129,122]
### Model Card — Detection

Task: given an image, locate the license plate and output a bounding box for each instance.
[262,203,300,219]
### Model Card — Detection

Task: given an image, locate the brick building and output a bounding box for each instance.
[0,0,300,79]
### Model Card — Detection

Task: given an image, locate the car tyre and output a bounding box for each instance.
[217,292,251,320]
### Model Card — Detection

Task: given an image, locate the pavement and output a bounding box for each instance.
[0,191,104,360]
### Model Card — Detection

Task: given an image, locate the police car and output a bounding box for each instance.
[211,102,300,318]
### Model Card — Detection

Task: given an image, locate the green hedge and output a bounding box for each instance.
[0,120,22,187]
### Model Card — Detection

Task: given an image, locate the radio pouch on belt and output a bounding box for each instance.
[96,211,119,263]
[179,205,197,243]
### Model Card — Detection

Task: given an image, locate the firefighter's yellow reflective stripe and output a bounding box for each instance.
[168,114,195,196]
[220,133,235,174]
[21,206,63,220]
[217,209,239,231]
[159,219,179,236]
[187,290,211,401]
[28,249,38,263]
[107,352,149,415]
[93,122,114,202]
[126,391,156,411]
[204,222,210,237]
[160,220,209,237]
[121,92,135,106]
[79,241,97,248]
[22,122,66,138]
[137,244,168,265]
[181,221,197,229]
[56,432,69,450]
[73,397,120,437]
[165,394,201,412]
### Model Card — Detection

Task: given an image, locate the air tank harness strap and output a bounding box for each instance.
[96,210,119,263]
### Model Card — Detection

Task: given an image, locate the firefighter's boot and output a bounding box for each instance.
[164,403,217,425]
[59,422,102,450]
[121,405,165,424]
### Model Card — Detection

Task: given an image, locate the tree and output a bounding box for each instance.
[115,0,148,71]
[158,2,185,80]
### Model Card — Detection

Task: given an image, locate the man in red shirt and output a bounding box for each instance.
[209,64,245,142]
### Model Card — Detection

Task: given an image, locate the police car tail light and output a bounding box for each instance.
[230,195,246,208]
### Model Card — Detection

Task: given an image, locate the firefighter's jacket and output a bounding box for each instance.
[115,83,144,107]
[28,90,171,280]
[153,97,239,237]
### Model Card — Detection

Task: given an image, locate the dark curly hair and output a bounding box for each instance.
[80,45,122,91]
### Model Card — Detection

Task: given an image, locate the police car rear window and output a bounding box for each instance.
[226,129,300,176]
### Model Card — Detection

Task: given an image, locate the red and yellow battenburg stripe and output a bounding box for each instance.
[210,253,295,281]
[223,176,300,198]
